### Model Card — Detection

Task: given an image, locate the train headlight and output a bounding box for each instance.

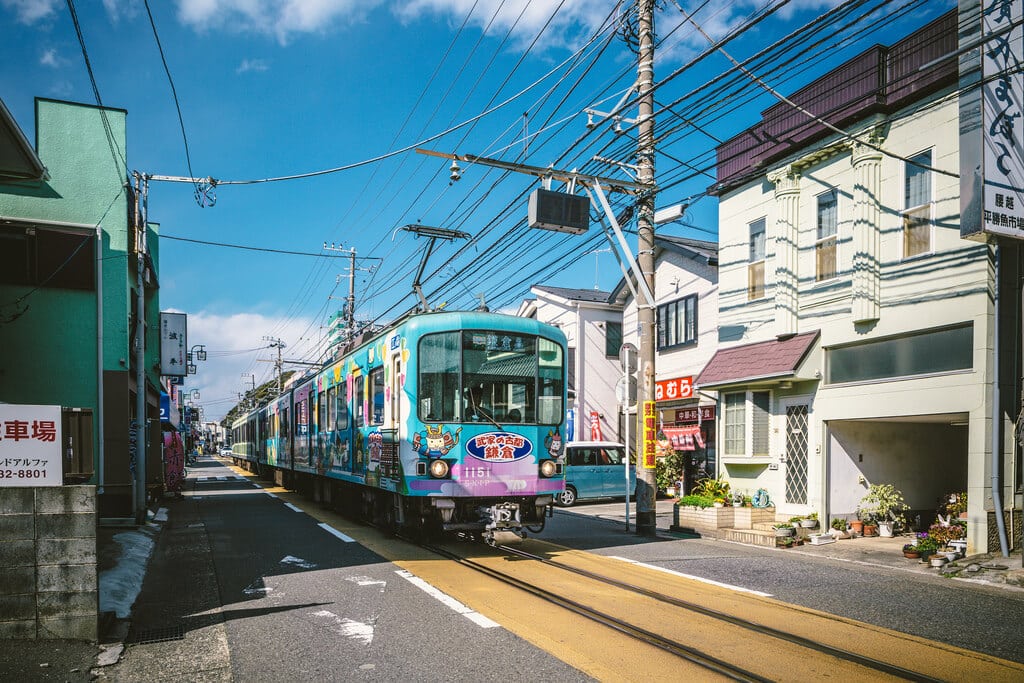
[539,459,558,478]
[429,459,450,479]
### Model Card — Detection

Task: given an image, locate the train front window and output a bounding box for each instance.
[418,329,564,426]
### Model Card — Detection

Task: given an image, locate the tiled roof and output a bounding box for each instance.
[655,235,719,265]
[533,285,612,303]
[696,331,820,388]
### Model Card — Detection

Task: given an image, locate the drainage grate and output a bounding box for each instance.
[127,625,185,645]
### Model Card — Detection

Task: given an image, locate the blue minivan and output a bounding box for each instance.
[557,441,636,506]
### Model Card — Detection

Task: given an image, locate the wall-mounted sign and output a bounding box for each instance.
[159,312,187,377]
[0,404,62,487]
[655,376,693,401]
[675,405,716,423]
[960,0,1024,240]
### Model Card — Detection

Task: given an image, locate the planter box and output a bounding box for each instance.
[672,505,775,536]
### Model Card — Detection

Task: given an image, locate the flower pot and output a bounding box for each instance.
[878,521,895,537]
[774,527,795,537]
[850,520,864,535]
[903,551,920,559]
[800,519,818,528]
[863,524,878,537]
[930,557,947,568]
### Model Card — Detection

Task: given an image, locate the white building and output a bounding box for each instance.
[614,235,719,479]
[517,286,623,443]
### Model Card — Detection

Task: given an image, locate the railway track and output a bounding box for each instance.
[414,536,1016,682]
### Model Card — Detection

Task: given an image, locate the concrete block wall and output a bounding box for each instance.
[0,486,98,641]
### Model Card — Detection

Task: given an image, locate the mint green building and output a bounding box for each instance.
[0,97,163,517]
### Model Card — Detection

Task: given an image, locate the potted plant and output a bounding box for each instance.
[857,483,909,537]
[800,512,819,528]
[915,535,940,559]
[773,522,795,538]
[902,543,920,559]
[777,536,794,548]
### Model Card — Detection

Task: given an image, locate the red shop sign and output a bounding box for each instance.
[655,376,693,401]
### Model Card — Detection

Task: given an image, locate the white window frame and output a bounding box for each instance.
[902,149,934,259]
[815,189,838,282]
[721,389,771,458]
[748,218,766,300]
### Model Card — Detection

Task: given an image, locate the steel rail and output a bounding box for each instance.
[417,539,768,683]
[497,543,944,683]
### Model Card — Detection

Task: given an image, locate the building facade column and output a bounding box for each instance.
[768,165,800,337]
[851,141,883,323]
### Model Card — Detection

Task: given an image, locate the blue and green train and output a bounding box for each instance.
[231,310,568,543]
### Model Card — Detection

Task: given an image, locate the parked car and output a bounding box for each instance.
[220,446,232,457]
[557,441,635,506]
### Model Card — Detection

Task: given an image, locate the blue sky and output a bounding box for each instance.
[2,0,954,422]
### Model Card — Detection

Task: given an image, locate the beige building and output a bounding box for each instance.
[699,11,1020,554]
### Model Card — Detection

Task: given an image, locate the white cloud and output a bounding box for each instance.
[102,0,142,23]
[2,0,59,24]
[39,47,59,67]
[173,309,319,424]
[175,0,383,44]
[236,57,269,74]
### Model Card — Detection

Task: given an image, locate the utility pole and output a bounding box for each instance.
[262,337,286,395]
[132,172,149,525]
[324,243,380,346]
[635,0,658,537]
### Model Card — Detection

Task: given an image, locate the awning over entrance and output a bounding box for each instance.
[695,330,820,389]
[662,425,704,450]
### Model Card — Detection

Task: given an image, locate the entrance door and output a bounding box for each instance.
[784,403,809,505]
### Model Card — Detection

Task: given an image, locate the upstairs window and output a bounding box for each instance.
[605,321,622,357]
[903,150,932,258]
[748,218,766,300]
[816,190,838,281]
[657,294,698,350]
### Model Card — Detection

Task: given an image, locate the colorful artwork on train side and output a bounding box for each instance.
[544,428,564,460]
[411,425,463,457]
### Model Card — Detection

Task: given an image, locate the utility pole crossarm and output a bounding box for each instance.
[415,149,651,196]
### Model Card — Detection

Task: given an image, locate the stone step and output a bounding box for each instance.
[723,528,778,547]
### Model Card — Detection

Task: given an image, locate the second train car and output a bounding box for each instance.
[231,310,568,544]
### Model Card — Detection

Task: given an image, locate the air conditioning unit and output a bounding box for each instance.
[528,188,590,235]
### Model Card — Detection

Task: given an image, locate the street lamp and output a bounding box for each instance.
[187,344,207,375]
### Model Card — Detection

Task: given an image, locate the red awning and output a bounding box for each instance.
[662,425,704,451]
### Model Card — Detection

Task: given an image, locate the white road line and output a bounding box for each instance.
[264,492,278,499]
[395,570,500,628]
[283,502,302,512]
[607,556,773,597]
[318,522,355,543]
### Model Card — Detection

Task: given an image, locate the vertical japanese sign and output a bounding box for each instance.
[589,410,603,440]
[0,404,62,486]
[160,312,188,377]
[640,400,657,469]
[961,0,1024,239]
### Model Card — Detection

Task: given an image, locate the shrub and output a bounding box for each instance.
[929,522,965,545]
[676,494,715,508]
[693,476,731,500]
[831,518,847,531]
[916,536,940,553]
[655,449,687,493]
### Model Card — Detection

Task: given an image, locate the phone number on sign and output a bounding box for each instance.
[0,469,49,480]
